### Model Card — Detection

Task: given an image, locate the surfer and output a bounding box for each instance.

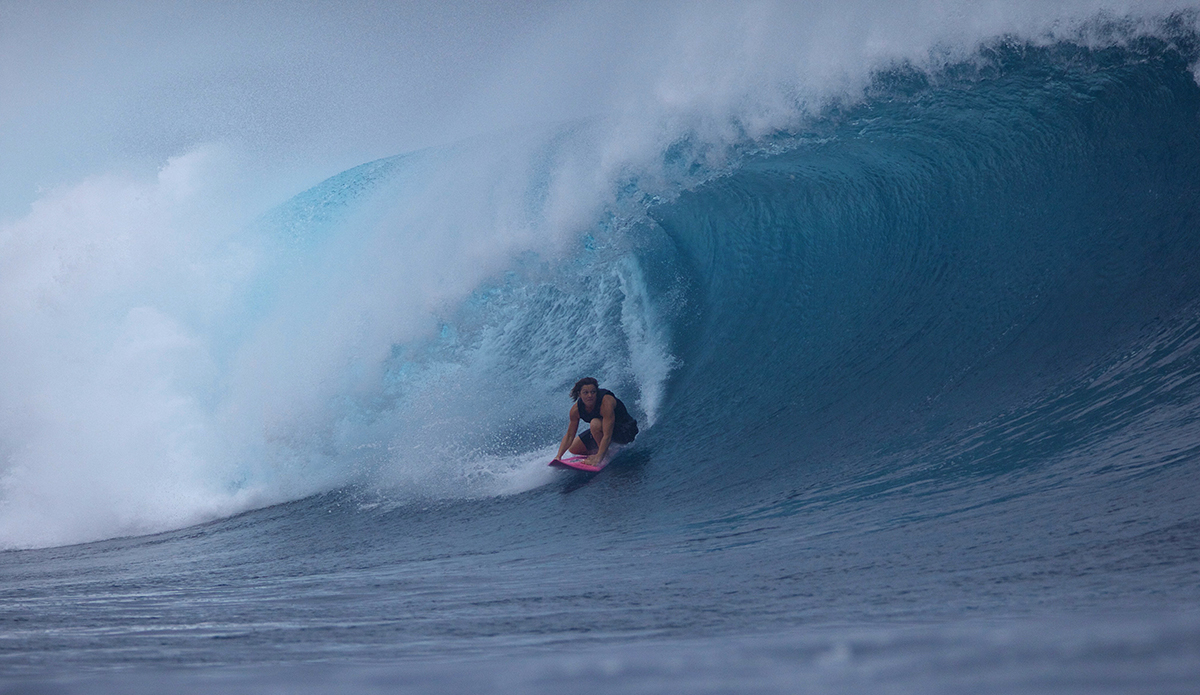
[554,377,639,467]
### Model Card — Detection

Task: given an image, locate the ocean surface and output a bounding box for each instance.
[3,8,1200,694]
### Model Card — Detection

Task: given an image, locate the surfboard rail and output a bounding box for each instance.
[552,446,628,472]
[548,446,622,473]
[549,455,604,472]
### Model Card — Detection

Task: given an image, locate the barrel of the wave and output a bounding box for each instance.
[550,377,638,473]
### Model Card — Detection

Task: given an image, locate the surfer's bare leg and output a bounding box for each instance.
[567,420,604,456]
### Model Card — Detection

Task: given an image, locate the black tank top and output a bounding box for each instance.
[577,389,636,428]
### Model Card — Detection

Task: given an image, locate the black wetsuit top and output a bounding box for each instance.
[577,389,639,445]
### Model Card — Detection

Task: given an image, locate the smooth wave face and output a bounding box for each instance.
[4,9,1200,694]
[647,35,1200,495]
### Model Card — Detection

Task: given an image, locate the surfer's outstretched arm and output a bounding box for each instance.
[555,404,581,460]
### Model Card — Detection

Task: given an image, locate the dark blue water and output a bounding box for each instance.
[4,34,1200,693]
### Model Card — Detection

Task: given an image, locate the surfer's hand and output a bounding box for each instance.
[585,454,599,467]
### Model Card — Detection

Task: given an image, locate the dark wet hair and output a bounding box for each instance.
[570,377,599,400]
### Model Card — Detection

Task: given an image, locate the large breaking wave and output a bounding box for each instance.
[2,6,1200,549]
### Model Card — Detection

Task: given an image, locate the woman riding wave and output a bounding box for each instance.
[554,377,638,467]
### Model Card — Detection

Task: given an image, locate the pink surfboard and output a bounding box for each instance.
[549,447,620,473]
[549,455,603,472]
